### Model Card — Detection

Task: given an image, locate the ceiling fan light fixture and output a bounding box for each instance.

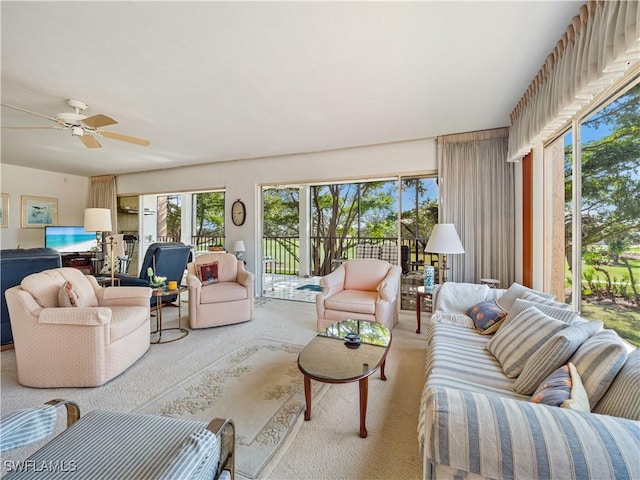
[71,125,84,136]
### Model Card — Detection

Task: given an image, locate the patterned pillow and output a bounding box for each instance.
[496,282,555,311]
[531,363,590,412]
[486,305,570,378]
[197,262,219,285]
[58,280,82,307]
[514,320,602,395]
[520,290,570,309]
[531,364,571,406]
[356,244,381,259]
[569,329,628,409]
[467,300,507,335]
[593,349,640,420]
[502,298,578,330]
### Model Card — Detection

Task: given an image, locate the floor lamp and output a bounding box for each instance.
[424,224,464,283]
[84,208,116,287]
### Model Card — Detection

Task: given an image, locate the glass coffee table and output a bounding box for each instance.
[297,319,392,438]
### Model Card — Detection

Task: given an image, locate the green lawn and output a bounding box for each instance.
[580,302,640,347]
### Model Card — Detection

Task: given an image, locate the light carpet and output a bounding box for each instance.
[134,337,328,479]
[1,298,426,480]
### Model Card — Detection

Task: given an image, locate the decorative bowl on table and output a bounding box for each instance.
[344,332,361,349]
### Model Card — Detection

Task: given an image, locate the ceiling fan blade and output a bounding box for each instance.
[100,130,150,147]
[83,114,117,128]
[1,103,59,123]
[79,135,102,149]
[2,125,65,129]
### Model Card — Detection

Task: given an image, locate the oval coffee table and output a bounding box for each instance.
[297,319,392,438]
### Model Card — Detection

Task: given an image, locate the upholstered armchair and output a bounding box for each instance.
[186,252,254,329]
[1,399,235,480]
[5,267,151,388]
[115,242,191,308]
[316,258,402,331]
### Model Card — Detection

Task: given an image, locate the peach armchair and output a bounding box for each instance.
[5,267,151,388]
[186,252,254,329]
[316,258,402,331]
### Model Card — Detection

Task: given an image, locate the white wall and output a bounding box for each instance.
[0,164,90,249]
[117,138,438,273]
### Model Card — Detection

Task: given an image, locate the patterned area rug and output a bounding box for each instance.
[134,337,327,479]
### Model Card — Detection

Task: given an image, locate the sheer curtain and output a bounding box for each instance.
[88,175,117,233]
[509,1,639,161]
[438,128,514,286]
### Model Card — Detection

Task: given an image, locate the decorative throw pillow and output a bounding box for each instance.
[514,320,602,395]
[502,298,579,331]
[467,300,507,335]
[569,329,629,409]
[496,282,555,311]
[593,349,640,420]
[520,290,571,309]
[197,262,219,285]
[58,280,82,307]
[531,364,571,407]
[563,363,591,412]
[486,305,570,378]
[531,363,590,412]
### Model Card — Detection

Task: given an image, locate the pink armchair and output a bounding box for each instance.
[5,267,151,388]
[186,252,254,329]
[316,259,402,331]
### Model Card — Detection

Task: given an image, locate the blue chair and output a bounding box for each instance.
[0,248,61,346]
[115,242,191,308]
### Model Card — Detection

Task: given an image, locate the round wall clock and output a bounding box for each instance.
[231,199,246,226]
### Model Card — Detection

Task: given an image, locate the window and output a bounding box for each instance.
[550,81,640,347]
[192,191,225,251]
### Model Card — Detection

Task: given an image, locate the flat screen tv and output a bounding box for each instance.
[44,226,98,254]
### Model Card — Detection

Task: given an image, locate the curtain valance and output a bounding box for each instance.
[508,1,639,162]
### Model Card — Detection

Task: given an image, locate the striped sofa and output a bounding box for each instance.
[418,282,640,480]
[1,400,235,480]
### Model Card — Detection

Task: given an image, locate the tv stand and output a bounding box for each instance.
[61,253,95,275]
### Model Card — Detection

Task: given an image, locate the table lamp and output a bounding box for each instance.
[424,223,464,283]
[233,240,246,260]
[84,208,116,286]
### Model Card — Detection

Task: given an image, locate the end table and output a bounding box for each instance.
[151,285,188,344]
[416,285,433,334]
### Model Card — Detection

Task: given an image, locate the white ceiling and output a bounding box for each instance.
[1,1,583,177]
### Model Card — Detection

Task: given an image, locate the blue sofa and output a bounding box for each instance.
[1,248,61,346]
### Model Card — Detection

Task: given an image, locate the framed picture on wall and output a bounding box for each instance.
[21,195,58,228]
[0,193,8,228]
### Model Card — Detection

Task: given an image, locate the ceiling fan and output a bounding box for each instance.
[1,99,150,149]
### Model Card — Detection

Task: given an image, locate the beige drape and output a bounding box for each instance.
[438,128,515,286]
[88,175,117,233]
[508,1,639,162]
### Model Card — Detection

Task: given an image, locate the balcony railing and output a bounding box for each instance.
[263,235,438,276]
[157,234,437,277]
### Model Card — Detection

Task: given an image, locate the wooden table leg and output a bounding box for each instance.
[416,292,422,334]
[359,377,368,438]
[380,359,387,381]
[303,375,311,421]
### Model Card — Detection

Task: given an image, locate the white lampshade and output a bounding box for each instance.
[424,224,464,254]
[233,240,246,252]
[84,208,112,232]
